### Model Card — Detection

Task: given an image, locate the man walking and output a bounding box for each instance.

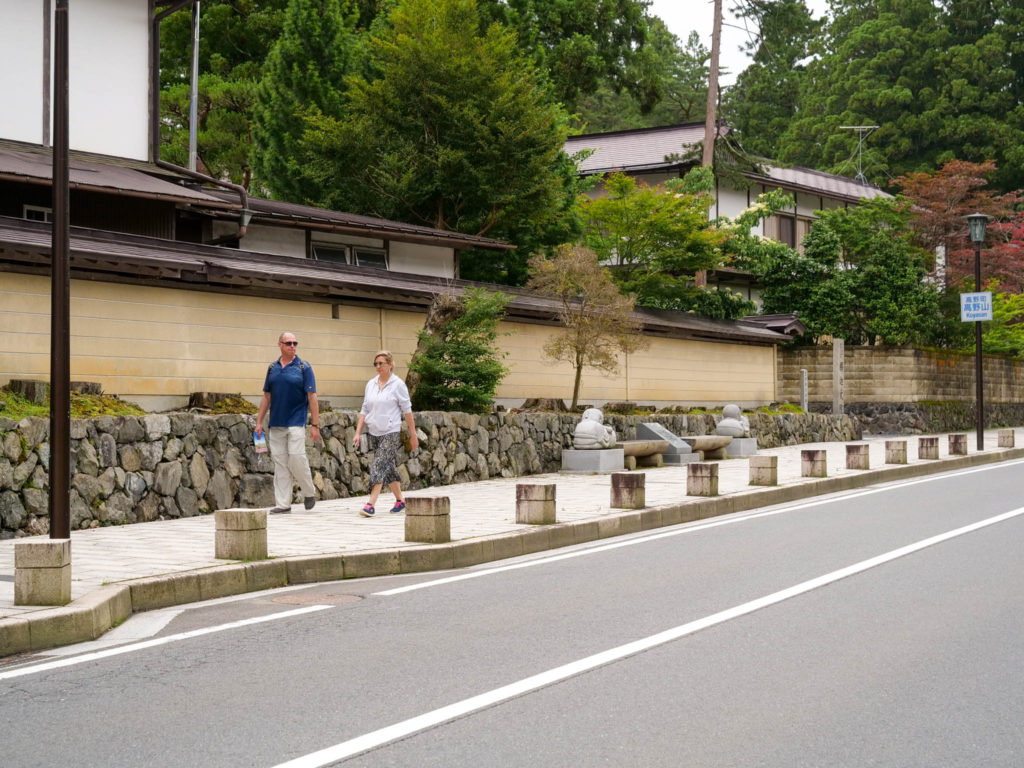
[255,331,319,514]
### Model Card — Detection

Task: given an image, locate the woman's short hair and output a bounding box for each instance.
[374,350,394,365]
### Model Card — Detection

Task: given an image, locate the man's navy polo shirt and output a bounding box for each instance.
[263,356,316,427]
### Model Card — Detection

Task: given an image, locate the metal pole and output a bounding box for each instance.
[975,242,984,451]
[49,0,70,539]
[188,1,200,171]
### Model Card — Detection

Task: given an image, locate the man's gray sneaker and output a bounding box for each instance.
[270,507,291,514]
[304,496,315,510]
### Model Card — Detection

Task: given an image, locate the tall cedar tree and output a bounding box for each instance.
[159,0,289,187]
[477,0,657,114]
[724,0,820,159]
[252,0,360,202]
[302,0,580,284]
[574,24,710,133]
[406,289,510,413]
[526,246,647,411]
[775,0,1024,190]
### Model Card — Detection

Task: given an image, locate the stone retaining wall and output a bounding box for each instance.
[807,401,1024,435]
[0,410,860,538]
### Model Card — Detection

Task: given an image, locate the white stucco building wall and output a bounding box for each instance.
[0,0,150,159]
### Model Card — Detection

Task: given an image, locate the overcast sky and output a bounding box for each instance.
[646,0,831,86]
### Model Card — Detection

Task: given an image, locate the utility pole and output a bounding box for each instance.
[702,0,723,168]
[697,0,723,289]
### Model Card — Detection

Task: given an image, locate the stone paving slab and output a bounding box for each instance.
[0,431,1018,624]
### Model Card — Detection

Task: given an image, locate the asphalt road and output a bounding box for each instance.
[2,461,1023,767]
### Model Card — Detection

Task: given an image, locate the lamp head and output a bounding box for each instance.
[966,212,991,244]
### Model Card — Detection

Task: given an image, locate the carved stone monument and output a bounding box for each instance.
[561,408,624,472]
[573,408,617,449]
[716,404,758,457]
[636,422,700,465]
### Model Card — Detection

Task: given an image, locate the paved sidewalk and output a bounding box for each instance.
[1,431,1021,652]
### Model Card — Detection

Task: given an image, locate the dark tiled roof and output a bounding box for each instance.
[0,140,513,251]
[205,191,515,251]
[0,144,235,208]
[0,216,787,346]
[564,123,889,203]
[740,313,806,337]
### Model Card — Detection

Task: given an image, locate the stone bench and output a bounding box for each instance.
[681,435,733,460]
[615,439,670,470]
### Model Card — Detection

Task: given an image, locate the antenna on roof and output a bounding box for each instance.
[839,125,879,184]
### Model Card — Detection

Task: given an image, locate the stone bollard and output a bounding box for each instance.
[687,462,718,497]
[14,538,71,606]
[748,455,778,486]
[405,496,451,543]
[998,429,1015,448]
[885,440,908,464]
[948,433,968,456]
[610,472,645,509]
[215,509,268,560]
[845,444,870,470]
[918,436,939,460]
[516,483,557,524]
[801,449,827,478]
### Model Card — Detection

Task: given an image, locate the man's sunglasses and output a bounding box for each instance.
[281,341,298,346]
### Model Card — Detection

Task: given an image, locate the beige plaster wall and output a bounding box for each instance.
[778,345,1024,404]
[0,273,777,409]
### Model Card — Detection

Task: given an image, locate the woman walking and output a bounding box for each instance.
[353,350,419,517]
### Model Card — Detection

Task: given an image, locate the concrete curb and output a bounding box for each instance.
[3,446,1023,657]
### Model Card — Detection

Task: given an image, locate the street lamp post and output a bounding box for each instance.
[966,213,991,451]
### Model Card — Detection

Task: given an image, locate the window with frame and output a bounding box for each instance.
[766,213,811,253]
[23,205,52,223]
[353,247,388,270]
[312,244,350,265]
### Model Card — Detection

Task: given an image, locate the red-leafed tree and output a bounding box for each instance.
[896,159,1023,289]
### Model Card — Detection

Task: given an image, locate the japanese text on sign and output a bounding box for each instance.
[960,291,993,322]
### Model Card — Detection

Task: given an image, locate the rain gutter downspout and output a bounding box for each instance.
[151,0,250,240]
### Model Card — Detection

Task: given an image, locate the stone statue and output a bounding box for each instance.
[573,408,616,449]
[715,404,750,437]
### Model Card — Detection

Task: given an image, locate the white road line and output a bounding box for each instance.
[36,582,343,657]
[273,505,1024,768]
[377,459,1024,596]
[0,604,332,681]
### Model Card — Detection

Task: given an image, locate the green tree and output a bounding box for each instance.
[158,0,289,187]
[477,0,656,114]
[981,288,1024,358]
[526,246,647,411]
[406,288,510,413]
[775,0,1024,191]
[302,0,580,284]
[252,0,361,202]
[759,197,943,345]
[724,0,821,159]
[574,24,711,133]
[581,169,725,310]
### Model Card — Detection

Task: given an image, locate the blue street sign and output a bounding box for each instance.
[960,291,993,322]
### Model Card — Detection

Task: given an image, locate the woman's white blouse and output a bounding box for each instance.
[359,375,412,436]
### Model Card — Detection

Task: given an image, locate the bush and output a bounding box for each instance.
[407,288,510,413]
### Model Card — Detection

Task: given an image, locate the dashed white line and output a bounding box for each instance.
[273,505,1024,767]
[377,459,1024,596]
